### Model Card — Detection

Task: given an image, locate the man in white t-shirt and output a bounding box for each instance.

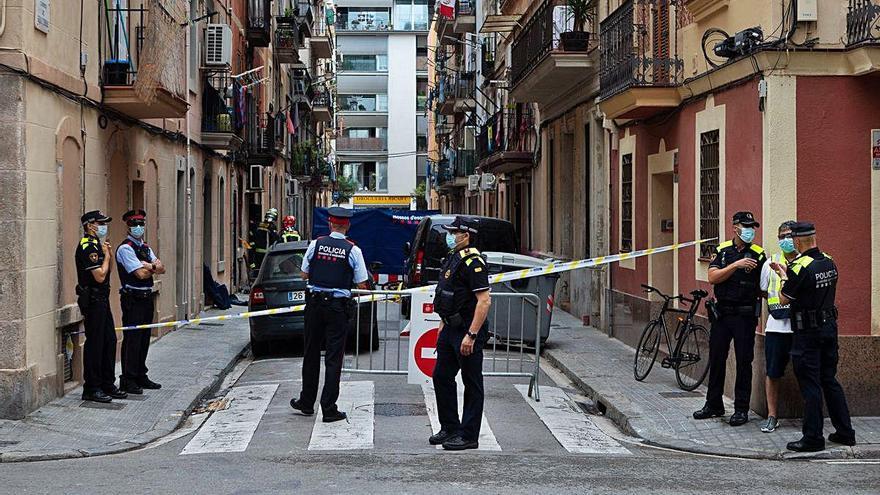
[759,220,799,433]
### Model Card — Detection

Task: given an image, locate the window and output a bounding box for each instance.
[417,77,428,111]
[339,54,388,72]
[218,177,225,264]
[699,130,720,258]
[342,161,388,192]
[340,94,388,112]
[394,0,428,31]
[337,8,391,31]
[621,153,633,253]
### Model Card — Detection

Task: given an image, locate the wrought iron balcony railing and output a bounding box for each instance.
[847,0,880,45]
[599,0,684,100]
[202,74,234,133]
[247,0,272,46]
[481,43,496,77]
[477,106,536,163]
[454,149,477,177]
[337,137,387,151]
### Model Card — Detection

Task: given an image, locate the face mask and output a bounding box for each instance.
[96,225,108,239]
[445,232,458,250]
[778,237,796,254]
[130,225,146,239]
[738,227,755,243]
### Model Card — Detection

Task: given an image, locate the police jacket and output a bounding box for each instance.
[116,238,154,290]
[432,247,490,326]
[75,236,109,290]
[308,235,356,290]
[781,248,838,330]
[709,240,766,307]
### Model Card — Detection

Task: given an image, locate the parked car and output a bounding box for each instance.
[401,215,519,316]
[248,241,379,357]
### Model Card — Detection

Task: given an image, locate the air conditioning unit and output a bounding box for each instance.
[205,24,232,67]
[248,164,264,191]
[467,174,481,191]
[480,173,497,190]
[288,178,300,196]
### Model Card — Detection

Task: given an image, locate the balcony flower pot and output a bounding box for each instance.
[103,59,131,85]
[560,31,590,52]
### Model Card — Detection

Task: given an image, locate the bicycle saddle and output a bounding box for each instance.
[690,289,709,299]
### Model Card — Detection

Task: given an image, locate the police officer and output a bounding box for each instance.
[429,216,492,451]
[250,209,279,275]
[116,209,166,394]
[75,211,127,403]
[694,211,767,426]
[280,215,301,242]
[773,222,856,452]
[290,207,369,423]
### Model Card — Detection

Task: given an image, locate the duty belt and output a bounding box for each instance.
[793,307,838,331]
[717,304,757,315]
[121,288,153,299]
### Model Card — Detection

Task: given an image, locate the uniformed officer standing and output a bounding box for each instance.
[694,211,767,426]
[429,216,492,451]
[773,222,856,452]
[116,209,166,395]
[75,211,128,403]
[280,215,301,242]
[290,207,369,423]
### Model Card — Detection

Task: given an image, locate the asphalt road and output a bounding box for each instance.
[2,319,878,494]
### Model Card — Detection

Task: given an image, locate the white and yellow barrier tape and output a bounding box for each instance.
[116,238,715,331]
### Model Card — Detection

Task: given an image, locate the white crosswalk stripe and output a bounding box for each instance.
[421,381,502,451]
[308,381,375,451]
[180,384,278,455]
[515,384,630,455]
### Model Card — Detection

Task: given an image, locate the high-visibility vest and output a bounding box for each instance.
[767,253,790,320]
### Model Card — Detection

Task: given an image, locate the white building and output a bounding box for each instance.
[335,0,429,208]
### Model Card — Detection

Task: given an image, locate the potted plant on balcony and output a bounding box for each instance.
[277,6,297,25]
[560,0,596,52]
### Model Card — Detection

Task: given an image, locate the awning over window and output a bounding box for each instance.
[480,15,520,33]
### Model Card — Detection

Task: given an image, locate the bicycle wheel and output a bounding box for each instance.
[674,324,711,391]
[634,320,662,381]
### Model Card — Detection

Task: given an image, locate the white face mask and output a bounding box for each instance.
[95,225,108,239]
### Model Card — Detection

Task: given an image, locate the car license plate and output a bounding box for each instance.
[288,291,305,303]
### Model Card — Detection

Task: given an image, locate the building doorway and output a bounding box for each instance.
[202,172,213,275]
[649,171,674,296]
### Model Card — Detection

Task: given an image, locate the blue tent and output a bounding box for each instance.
[311,208,439,275]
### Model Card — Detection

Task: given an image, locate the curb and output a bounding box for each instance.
[543,347,875,461]
[0,342,250,463]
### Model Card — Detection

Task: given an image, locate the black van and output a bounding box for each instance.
[403,215,518,289]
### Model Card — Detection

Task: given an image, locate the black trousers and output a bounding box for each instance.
[83,296,117,393]
[299,294,349,413]
[120,292,155,382]
[432,322,487,442]
[791,324,855,444]
[705,313,756,412]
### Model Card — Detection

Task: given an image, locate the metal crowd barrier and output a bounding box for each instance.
[345,289,542,401]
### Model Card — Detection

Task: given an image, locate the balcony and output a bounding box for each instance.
[247,0,272,47]
[509,0,598,105]
[290,70,314,106]
[312,90,333,122]
[598,0,684,119]
[454,1,476,33]
[477,106,536,173]
[275,17,300,64]
[481,43,497,79]
[438,149,476,189]
[310,16,333,59]
[100,2,188,119]
[201,74,243,151]
[244,113,277,165]
[437,72,476,115]
[847,0,880,46]
[337,137,387,151]
[336,10,392,31]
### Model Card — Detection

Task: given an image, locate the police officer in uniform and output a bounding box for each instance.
[429,216,492,451]
[280,215,301,242]
[694,211,767,426]
[290,207,369,423]
[75,211,128,403]
[250,209,279,275]
[773,222,856,452]
[116,209,166,394]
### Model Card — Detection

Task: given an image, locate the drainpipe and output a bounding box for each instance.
[185,16,193,318]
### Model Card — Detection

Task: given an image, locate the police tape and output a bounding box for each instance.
[115,238,715,331]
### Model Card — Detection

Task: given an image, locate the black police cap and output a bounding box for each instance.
[732,211,760,228]
[81,210,112,225]
[327,206,353,219]
[122,209,147,223]
[790,221,816,237]
[442,216,479,235]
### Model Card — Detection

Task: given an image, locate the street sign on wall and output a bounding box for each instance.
[872,129,880,171]
[35,0,50,33]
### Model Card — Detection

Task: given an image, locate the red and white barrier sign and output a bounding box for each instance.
[408,290,441,385]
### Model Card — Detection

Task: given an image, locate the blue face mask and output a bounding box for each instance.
[738,227,755,243]
[130,225,146,239]
[445,232,458,250]
[96,225,108,239]
[778,237,796,254]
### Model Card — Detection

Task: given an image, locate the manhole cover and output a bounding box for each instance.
[658,391,702,398]
[374,403,427,417]
[80,401,125,410]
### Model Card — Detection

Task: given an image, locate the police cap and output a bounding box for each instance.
[442,216,479,235]
[790,221,816,237]
[328,206,353,225]
[81,210,112,225]
[122,209,147,224]
[732,211,760,228]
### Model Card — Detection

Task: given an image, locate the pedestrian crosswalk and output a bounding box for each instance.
[179,377,631,457]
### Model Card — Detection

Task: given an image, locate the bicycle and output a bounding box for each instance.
[633,284,711,391]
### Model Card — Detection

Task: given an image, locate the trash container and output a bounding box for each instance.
[483,252,559,345]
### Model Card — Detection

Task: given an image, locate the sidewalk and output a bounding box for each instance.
[543,309,880,460]
[0,308,249,463]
